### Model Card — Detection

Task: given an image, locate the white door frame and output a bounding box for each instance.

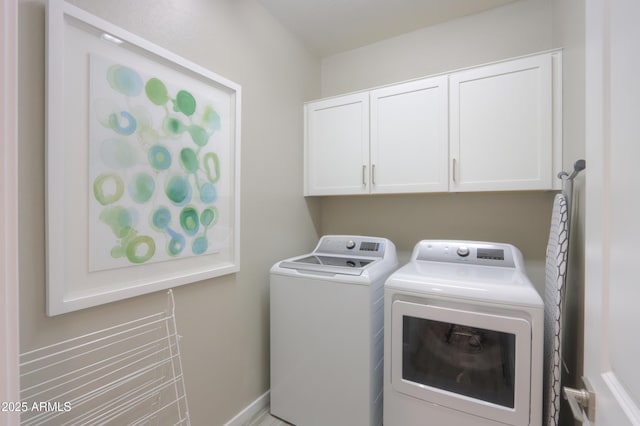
[1,0,21,423]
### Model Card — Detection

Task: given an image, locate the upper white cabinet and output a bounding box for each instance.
[370,76,449,194]
[449,52,561,191]
[304,50,562,196]
[304,76,449,196]
[304,92,370,195]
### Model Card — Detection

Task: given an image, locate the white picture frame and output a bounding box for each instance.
[46,0,241,316]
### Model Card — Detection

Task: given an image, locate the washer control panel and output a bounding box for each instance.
[315,236,386,258]
[415,240,516,267]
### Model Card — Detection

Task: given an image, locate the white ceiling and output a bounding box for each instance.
[258,0,518,56]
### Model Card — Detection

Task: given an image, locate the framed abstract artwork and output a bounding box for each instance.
[46,0,241,315]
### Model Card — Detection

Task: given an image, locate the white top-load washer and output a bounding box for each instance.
[384,240,543,426]
[270,235,398,426]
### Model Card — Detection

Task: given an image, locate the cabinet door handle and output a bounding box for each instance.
[362,165,367,186]
[452,158,458,183]
[372,164,376,185]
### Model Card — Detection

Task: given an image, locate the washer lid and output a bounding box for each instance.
[279,255,377,276]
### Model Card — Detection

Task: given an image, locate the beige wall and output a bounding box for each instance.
[316,0,560,293]
[321,0,554,97]
[18,0,320,424]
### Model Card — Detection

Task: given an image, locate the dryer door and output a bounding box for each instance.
[391,300,531,425]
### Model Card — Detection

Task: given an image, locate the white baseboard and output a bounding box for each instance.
[224,390,270,426]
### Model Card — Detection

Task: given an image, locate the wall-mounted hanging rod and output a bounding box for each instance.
[558,159,586,182]
[557,159,586,232]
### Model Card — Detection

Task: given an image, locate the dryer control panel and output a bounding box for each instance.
[414,240,517,268]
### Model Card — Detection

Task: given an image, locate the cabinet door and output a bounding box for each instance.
[370,76,449,194]
[305,93,370,196]
[449,53,558,191]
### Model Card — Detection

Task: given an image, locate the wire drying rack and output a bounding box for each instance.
[19,290,190,426]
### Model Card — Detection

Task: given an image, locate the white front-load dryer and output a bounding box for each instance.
[270,235,398,426]
[384,240,543,426]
